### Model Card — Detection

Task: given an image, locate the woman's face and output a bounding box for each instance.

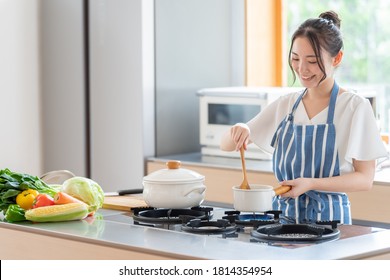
[290,36,335,88]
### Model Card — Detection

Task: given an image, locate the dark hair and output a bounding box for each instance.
[288,10,343,85]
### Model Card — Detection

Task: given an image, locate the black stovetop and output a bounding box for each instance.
[129,206,348,247]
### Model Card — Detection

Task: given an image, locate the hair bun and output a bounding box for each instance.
[319,10,341,28]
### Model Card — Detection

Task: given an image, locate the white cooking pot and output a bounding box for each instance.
[232,184,291,212]
[142,161,206,208]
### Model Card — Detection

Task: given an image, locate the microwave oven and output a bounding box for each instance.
[197,87,299,160]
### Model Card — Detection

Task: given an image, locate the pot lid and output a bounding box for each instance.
[143,161,204,184]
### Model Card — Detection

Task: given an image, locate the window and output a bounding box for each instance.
[285,0,390,133]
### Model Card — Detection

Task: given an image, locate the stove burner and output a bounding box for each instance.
[238,214,273,221]
[181,218,237,235]
[222,210,281,227]
[251,223,340,242]
[132,207,212,225]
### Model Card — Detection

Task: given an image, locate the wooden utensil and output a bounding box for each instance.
[274,185,292,195]
[239,146,250,189]
[103,195,148,211]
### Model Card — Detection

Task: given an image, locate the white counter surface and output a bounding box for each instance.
[2,207,390,260]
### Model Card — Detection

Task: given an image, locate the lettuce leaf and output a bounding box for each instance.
[61,177,104,212]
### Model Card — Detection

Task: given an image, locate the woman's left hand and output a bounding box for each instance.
[279,178,314,198]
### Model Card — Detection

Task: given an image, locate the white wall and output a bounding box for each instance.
[0,0,42,175]
[155,0,245,156]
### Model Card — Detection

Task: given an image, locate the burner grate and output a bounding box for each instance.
[181,218,237,235]
[132,207,212,225]
[251,223,340,242]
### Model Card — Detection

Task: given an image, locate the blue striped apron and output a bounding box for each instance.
[270,82,351,224]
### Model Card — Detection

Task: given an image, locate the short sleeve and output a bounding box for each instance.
[247,94,296,154]
[344,99,388,163]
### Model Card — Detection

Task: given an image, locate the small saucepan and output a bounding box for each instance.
[232,184,291,212]
[142,161,206,208]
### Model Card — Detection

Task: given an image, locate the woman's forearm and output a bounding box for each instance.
[311,167,375,192]
[315,159,375,192]
[282,159,376,197]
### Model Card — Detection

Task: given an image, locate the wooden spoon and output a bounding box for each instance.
[239,146,250,189]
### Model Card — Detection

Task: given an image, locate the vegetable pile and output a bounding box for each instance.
[0,168,57,213]
[0,168,104,223]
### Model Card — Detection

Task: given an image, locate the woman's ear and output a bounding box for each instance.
[333,51,343,67]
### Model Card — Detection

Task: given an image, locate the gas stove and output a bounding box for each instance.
[129,206,351,248]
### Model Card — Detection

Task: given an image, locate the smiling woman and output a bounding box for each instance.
[285,0,390,133]
[220,10,388,224]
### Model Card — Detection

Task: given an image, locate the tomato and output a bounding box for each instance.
[32,193,55,209]
[16,189,40,210]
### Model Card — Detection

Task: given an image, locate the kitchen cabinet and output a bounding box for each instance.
[146,154,390,225]
[346,183,390,224]
[0,227,173,260]
[39,0,155,192]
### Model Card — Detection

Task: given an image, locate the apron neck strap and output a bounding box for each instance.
[287,89,306,121]
[326,81,339,124]
[288,82,339,124]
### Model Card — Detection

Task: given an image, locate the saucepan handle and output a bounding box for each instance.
[274,185,292,196]
[183,185,206,197]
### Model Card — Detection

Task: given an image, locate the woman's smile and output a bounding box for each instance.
[300,74,315,81]
[299,73,318,87]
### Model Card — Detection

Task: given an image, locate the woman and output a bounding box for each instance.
[220,11,388,224]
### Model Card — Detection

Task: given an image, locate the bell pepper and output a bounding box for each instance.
[4,204,26,222]
[33,193,55,208]
[16,189,40,210]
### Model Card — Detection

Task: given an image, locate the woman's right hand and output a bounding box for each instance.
[230,123,251,151]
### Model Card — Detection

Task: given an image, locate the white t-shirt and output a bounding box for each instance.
[247,90,388,175]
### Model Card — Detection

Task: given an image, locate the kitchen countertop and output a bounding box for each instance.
[2,206,390,260]
[147,152,390,186]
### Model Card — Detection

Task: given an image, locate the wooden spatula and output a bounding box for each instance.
[239,146,250,190]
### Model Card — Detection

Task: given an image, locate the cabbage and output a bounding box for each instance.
[61,177,104,212]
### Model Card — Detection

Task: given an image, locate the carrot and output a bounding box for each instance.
[87,211,95,217]
[54,192,86,205]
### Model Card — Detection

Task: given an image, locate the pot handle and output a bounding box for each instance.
[183,185,206,197]
[273,185,292,196]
